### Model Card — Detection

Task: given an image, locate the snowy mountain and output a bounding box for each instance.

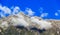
[0,12,52,31]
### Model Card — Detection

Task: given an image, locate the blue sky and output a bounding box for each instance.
[0,0,60,19]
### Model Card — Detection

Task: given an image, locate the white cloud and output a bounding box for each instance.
[12,6,20,15]
[25,8,35,16]
[0,5,12,17]
[55,12,59,16]
[0,5,11,14]
[40,13,48,17]
[0,4,36,17]
[0,5,21,17]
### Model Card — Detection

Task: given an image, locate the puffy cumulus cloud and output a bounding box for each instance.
[0,5,11,14]
[40,13,48,17]
[55,12,59,16]
[0,4,36,18]
[54,10,60,16]
[0,5,11,17]
[25,8,35,16]
[0,4,21,17]
[12,6,20,15]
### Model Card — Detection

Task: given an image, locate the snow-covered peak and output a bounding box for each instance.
[30,16,52,30]
[0,12,52,30]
